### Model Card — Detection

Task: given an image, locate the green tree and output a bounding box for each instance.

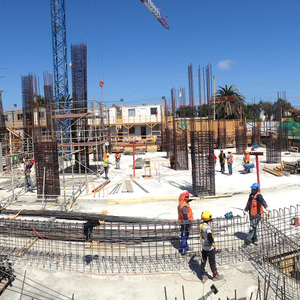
[259,100,273,121]
[273,98,293,119]
[34,94,45,107]
[245,103,262,122]
[214,85,245,119]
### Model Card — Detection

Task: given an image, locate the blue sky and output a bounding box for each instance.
[1,0,300,110]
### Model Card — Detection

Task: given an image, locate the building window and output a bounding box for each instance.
[39,112,45,118]
[128,109,135,117]
[129,127,135,134]
[17,114,23,120]
[151,107,158,115]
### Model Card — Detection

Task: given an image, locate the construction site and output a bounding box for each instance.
[0,1,300,300]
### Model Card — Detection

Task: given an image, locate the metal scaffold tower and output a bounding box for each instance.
[50,0,70,148]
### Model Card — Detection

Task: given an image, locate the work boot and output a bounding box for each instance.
[213,274,224,281]
[244,239,251,247]
[212,270,223,281]
[252,237,258,243]
[201,274,208,283]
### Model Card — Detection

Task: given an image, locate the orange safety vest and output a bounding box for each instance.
[244,153,250,163]
[115,153,121,161]
[246,192,263,216]
[178,193,194,221]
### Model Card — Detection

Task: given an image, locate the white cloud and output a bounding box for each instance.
[217,60,234,70]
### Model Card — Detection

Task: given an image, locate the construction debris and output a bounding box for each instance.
[92,180,110,193]
[263,166,283,177]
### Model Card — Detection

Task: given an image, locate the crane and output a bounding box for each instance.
[140,0,170,29]
[50,0,70,146]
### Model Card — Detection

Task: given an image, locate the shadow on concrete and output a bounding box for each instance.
[234,232,248,240]
[84,254,99,265]
[168,180,193,195]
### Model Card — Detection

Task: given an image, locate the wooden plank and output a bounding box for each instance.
[263,166,283,177]
[85,241,126,250]
[125,180,134,193]
[121,181,128,193]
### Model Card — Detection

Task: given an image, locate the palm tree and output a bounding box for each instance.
[214,85,245,119]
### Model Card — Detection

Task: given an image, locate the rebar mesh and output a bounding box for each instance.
[0,205,300,298]
[217,120,226,149]
[266,129,281,163]
[22,75,34,140]
[281,122,289,152]
[252,126,261,146]
[235,126,247,155]
[190,131,215,196]
[71,43,90,171]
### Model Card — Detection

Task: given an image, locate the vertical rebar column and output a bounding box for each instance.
[252,126,261,146]
[235,122,247,154]
[71,43,89,172]
[22,75,34,154]
[266,109,281,163]
[218,119,226,149]
[32,74,60,198]
[189,64,215,196]
[191,131,215,196]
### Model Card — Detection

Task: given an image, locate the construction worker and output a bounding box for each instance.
[24,158,35,190]
[208,149,217,174]
[200,211,223,283]
[218,150,226,174]
[243,149,250,164]
[244,183,268,246]
[178,191,194,254]
[103,153,110,179]
[227,151,233,175]
[115,149,121,169]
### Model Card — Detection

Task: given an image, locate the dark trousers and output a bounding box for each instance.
[84,220,99,242]
[180,224,190,254]
[246,215,261,242]
[201,248,217,274]
[220,163,225,173]
[104,166,109,179]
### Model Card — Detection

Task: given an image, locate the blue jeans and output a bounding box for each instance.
[228,163,232,174]
[180,224,190,254]
[25,177,34,188]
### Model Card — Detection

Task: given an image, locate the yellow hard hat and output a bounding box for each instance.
[245,149,249,153]
[201,211,212,221]
[106,153,110,157]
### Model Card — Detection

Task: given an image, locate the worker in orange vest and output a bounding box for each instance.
[244,183,268,246]
[178,191,194,254]
[115,149,121,169]
[243,149,250,164]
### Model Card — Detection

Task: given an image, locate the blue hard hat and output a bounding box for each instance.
[250,183,259,190]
